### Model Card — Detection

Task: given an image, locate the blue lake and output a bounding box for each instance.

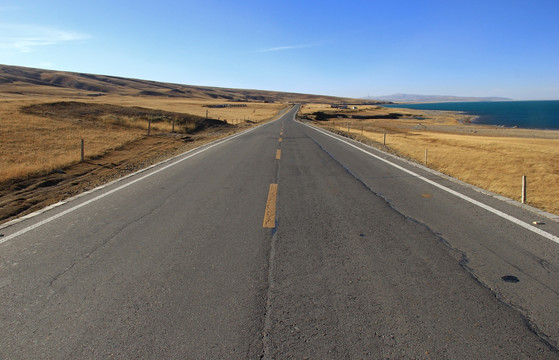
[383,101,559,130]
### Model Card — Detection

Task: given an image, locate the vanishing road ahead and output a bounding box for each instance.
[1,106,559,358]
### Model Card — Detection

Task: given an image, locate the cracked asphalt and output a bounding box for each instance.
[0,107,558,358]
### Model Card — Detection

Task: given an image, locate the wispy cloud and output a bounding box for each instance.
[256,44,313,53]
[0,24,90,53]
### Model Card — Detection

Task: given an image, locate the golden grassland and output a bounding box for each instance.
[0,95,287,183]
[87,95,287,124]
[301,104,559,215]
[0,64,363,105]
[0,100,140,182]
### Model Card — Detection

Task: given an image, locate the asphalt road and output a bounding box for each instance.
[1,106,558,359]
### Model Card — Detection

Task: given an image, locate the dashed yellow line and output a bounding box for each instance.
[279,137,282,143]
[263,184,278,228]
[276,149,281,160]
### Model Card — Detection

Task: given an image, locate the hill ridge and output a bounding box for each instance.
[0,64,379,104]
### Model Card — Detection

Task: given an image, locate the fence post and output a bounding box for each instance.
[172,119,175,133]
[383,133,386,145]
[522,176,527,204]
[148,118,151,136]
[425,149,428,165]
[81,139,84,162]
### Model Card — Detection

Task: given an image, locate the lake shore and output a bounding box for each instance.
[384,100,559,130]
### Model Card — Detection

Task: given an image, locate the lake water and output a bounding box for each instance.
[383,100,559,130]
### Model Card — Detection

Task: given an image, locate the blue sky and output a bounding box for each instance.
[1,0,558,100]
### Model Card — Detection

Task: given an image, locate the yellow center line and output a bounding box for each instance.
[279,137,282,143]
[276,149,281,160]
[263,184,278,228]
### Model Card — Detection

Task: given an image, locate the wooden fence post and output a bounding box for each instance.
[81,139,84,162]
[522,176,527,204]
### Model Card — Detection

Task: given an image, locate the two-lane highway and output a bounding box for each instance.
[1,106,558,358]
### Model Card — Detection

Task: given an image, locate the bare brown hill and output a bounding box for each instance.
[0,64,381,104]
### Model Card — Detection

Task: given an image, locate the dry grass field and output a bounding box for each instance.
[0,100,144,182]
[0,97,286,183]
[87,96,287,124]
[301,104,559,215]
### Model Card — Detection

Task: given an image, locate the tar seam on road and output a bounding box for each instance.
[302,122,559,246]
[261,212,279,360]
[0,120,276,246]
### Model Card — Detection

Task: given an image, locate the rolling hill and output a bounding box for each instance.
[0,64,377,104]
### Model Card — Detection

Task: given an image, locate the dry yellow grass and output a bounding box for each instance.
[0,101,145,182]
[88,96,287,124]
[304,104,559,215]
[0,96,288,183]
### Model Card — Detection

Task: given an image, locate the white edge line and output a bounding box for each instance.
[301,122,559,245]
[0,114,284,245]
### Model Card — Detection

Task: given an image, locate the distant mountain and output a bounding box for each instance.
[364,93,512,103]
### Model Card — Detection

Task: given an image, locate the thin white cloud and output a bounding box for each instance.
[0,24,90,53]
[256,44,313,53]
